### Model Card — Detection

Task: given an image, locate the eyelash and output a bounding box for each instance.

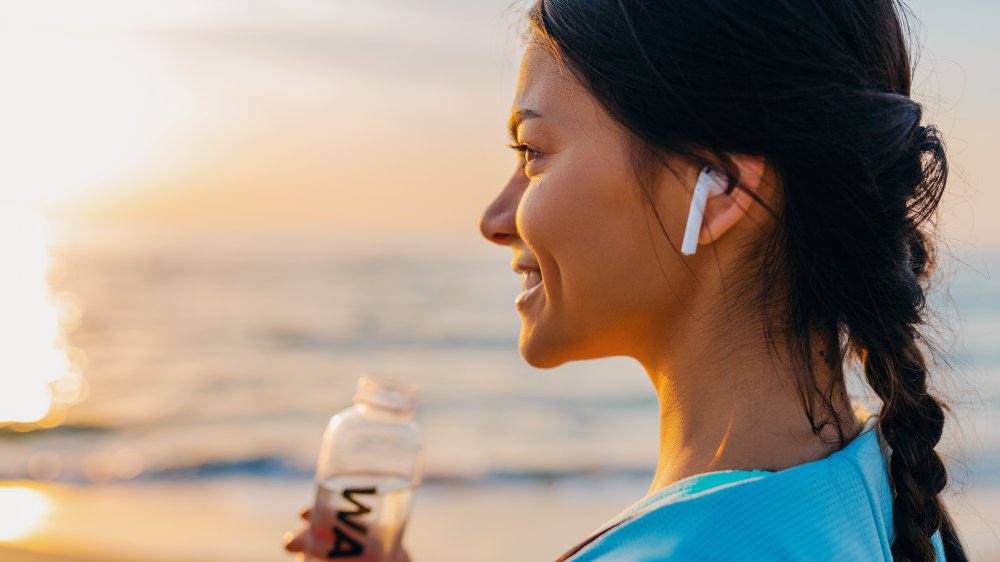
[507,143,541,163]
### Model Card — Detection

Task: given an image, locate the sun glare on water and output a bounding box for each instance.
[0,9,185,428]
[0,209,84,428]
[0,484,52,542]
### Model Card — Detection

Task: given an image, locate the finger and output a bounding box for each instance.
[285,526,335,557]
[284,529,307,553]
[295,532,338,560]
[284,525,333,553]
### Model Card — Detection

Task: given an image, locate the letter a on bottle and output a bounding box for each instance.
[328,527,365,558]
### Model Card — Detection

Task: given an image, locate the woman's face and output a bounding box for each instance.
[480,43,703,369]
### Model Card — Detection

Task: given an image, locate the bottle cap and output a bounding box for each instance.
[354,375,417,415]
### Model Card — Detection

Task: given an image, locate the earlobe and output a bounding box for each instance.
[698,155,766,245]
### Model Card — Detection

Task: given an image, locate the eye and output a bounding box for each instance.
[507,143,542,164]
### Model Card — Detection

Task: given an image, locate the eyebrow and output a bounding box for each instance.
[508,108,542,142]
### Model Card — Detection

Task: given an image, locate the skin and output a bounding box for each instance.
[480,42,861,496]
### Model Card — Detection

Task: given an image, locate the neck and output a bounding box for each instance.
[638,313,860,497]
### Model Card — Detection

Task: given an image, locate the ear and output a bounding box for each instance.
[698,154,766,246]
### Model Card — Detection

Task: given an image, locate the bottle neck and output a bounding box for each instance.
[354,399,414,422]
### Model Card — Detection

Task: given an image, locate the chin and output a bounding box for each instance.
[517,327,566,369]
[519,347,566,369]
[518,325,606,369]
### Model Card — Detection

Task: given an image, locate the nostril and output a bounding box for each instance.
[479,215,516,244]
[491,233,516,245]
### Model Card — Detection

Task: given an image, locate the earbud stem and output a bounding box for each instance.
[681,166,727,256]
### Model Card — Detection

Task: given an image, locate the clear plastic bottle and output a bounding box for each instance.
[305,376,423,561]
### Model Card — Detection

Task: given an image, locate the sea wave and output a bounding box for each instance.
[0,452,655,486]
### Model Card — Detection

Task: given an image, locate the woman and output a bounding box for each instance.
[288,0,967,560]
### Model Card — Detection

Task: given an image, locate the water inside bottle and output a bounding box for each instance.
[307,473,415,561]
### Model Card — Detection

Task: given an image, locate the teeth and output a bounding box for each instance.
[521,270,542,292]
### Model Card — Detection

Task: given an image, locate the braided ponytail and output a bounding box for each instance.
[840,121,965,561]
[768,96,965,560]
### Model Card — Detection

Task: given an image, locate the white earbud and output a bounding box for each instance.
[681,165,729,256]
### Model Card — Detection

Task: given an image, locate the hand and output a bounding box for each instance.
[284,507,412,562]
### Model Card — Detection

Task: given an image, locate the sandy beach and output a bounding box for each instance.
[2,477,998,562]
[0,478,645,562]
[0,550,95,562]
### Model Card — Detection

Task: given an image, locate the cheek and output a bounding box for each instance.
[517,157,664,322]
[518,146,636,243]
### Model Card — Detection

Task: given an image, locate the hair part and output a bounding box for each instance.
[526,1,967,560]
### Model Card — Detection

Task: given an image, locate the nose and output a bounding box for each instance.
[479,164,528,246]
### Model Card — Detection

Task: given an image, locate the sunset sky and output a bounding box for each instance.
[1,0,996,248]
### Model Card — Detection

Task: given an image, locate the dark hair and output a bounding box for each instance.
[526,1,966,560]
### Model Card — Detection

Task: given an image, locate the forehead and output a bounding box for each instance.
[513,42,590,115]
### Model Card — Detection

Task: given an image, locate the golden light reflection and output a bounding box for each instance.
[0,208,84,428]
[0,11,161,431]
[0,484,52,542]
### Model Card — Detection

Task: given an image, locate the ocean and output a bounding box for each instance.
[2,229,667,485]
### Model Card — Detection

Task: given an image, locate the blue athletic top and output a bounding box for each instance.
[560,414,946,561]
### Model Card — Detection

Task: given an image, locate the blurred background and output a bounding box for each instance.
[0,1,997,561]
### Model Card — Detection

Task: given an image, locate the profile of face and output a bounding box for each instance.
[479,43,764,370]
[480,43,763,368]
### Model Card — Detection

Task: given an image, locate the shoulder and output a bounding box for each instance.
[570,428,900,561]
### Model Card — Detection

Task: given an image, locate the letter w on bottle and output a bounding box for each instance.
[328,487,376,558]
